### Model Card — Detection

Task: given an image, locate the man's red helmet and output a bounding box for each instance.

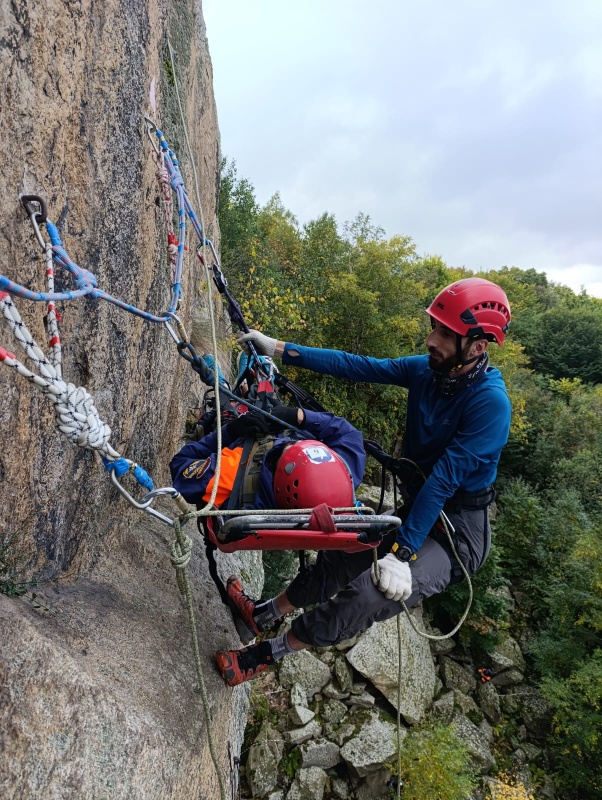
[426,278,511,345]
[273,440,354,509]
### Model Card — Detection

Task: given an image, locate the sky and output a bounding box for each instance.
[203,1,602,298]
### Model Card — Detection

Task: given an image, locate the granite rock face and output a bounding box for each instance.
[0,2,248,797]
[0,0,223,577]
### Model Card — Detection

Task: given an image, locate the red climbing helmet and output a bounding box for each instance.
[426,278,511,345]
[273,440,354,510]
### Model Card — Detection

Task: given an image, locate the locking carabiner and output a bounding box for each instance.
[20,194,48,249]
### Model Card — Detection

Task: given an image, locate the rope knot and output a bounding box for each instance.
[50,380,114,452]
[74,268,97,290]
[170,533,193,571]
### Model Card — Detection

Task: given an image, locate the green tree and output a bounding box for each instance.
[218,158,260,281]
[542,650,602,799]
[528,307,602,383]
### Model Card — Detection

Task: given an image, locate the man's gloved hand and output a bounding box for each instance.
[268,405,305,429]
[227,409,270,440]
[371,553,413,602]
[237,329,278,357]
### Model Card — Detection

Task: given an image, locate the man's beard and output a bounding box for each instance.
[428,350,461,374]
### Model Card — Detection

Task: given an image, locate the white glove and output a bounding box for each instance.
[237,329,278,357]
[371,553,413,602]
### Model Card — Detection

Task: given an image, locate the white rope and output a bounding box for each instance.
[164,41,228,800]
[0,294,120,460]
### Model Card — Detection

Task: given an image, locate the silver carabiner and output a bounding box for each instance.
[20,195,47,250]
[109,472,191,527]
[144,115,161,156]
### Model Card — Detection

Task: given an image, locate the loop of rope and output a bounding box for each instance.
[0,292,153,489]
[371,511,473,642]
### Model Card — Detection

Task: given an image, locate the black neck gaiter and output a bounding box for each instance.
[432,352,489,397]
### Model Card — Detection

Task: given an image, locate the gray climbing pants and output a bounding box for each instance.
[287,505,491,648]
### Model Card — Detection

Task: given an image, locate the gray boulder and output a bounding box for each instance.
[289,705,315,727]
[355,767,393,800]
[247,722,285,799]
[477,680,501,724]
[323,721,357,747]
[334,655,355,693]
[491,668,524,687]
[331,777,350,799]
[521,692,553,738]
[285,766,328,800]
[479,718,494,743]
[340,711,402,778]
[452,714,496,774]
[347,613,436,724]
[487,634,526,674]
[279,650,332,699]
[321,699,348,723]
[427,625,457,656]
[440,657,477,695]
[287,720,322,746]
[323,682,349,700]
[298,738,341,769]
[431,690,455,723]
[290,682,308,707]
[347,691,375,709]
[453,689,484,724]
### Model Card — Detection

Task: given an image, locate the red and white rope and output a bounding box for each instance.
[151,147,179,284]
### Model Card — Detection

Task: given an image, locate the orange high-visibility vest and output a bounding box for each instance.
[202,446,244,507]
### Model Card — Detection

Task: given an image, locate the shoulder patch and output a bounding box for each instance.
[183,457,211,480]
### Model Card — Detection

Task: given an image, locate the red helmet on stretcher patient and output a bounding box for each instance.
[273,440,354,510]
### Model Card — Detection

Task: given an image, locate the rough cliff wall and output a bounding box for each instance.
[0,1,254,797]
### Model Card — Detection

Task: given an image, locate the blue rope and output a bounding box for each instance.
[2,124,213,323]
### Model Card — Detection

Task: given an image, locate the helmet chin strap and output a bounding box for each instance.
[449,334,480,373]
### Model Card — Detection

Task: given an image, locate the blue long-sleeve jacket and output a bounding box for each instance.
[282,345,511,553]
[170,409,366,509]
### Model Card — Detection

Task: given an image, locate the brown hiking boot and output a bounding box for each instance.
[215,641,274,687]
[226,576,261,636]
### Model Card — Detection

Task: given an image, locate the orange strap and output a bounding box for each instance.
[202,446,244,507]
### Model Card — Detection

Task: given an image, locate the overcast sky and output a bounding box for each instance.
[203,1,602,298]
